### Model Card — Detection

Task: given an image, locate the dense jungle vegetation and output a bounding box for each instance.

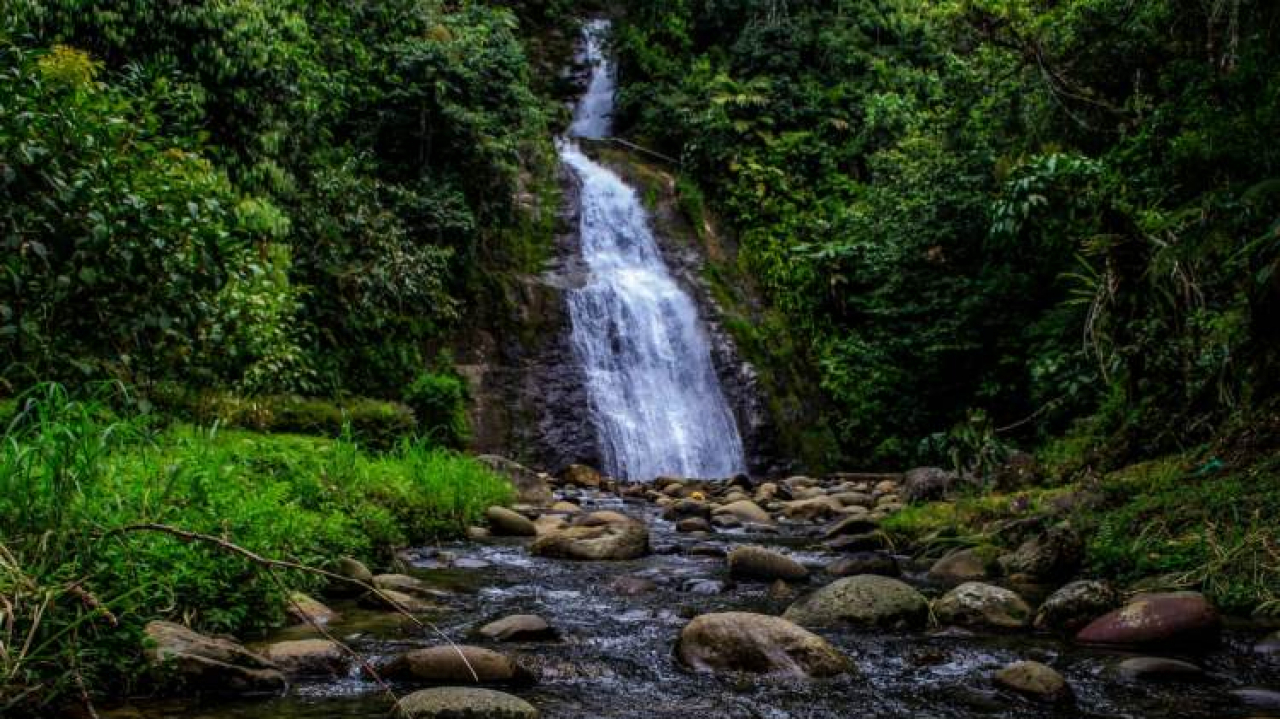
[614,0,1280,469]
[2,0,1280,713]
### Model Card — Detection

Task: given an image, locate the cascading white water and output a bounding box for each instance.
[561,20,747,481]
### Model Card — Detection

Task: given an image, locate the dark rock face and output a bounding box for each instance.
[455,151,779,477]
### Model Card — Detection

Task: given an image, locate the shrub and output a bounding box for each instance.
[404,371,471,449]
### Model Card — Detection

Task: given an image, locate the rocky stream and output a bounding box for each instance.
[109,468,1280,719]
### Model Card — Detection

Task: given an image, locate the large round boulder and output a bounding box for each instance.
[143,621,285,694]
[1075,591,1219,647]
[676,612,852,677]
[396,687,538,719]
[382,646,535,685]
[529,515,649,561]
[784,575,929,629]
[933,582,1032,630]
[662,499,711,522]
[727,546,809,582]
[1034,580,1120,633]
[903,467,967,502]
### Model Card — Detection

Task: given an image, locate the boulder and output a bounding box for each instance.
[1116,656,1203,681]
[826,552,900,578]
[903,467,958,502]
[560,464,602,488]
[784,575,929,629]
[361,588,436,613]
[712,500,774,526]
[676,517,712,533]
[263,639,348,677]
[933,582,1032,630]
[662,499,711,522]
[994,661,1071,702]
[825,531,889,553]
[286,592,338,626]
[478,615,557,642]
[530,518,649,561]
[822,515,879,540]
[383,646,535,684]
[375,574,447,600]
[998,525,1083,582]
[550,501,582,514]
[476,455,553,506]
[1075,592,1219,647]
[330,556,374,595]
[396,687,538,719]
[676,612,852,677]
[927,547,999,586]
[829,492,874,509]
[727,546,809,582]
[143,621,284,693]
[533,514,569,536]
[1034,580,1120,633]
[779,497,843,522]
[486,506,537,537]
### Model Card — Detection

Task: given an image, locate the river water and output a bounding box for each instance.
[561,20,746,482]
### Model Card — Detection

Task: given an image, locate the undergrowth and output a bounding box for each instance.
[0,384,511,714]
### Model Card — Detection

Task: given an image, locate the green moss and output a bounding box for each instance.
[1082,454,1280,615]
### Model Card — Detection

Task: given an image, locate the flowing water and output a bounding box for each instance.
[561,21,746,482]
[107,489,1280,719]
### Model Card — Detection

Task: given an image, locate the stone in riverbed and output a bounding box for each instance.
[1034,580,1120,633]
[286,592,339,626]
[396,687,538,719]
[933,582,1032,630]
[927,547,999,586]
[486,506,537,537]
[662,498,711,522]
[993,661,1071,702]
[826,552,900,578]
[375,574,448,600]
[676,612,852,677]
[560,464,602,488]
[784,575,929,629]
[676,517,712,533]
[825,531,889,553]
[475,455,553,506]
[1075,592,1219,647]
[263,639,349,677]
[998,525,1083,582]
[823,515,879,539]
[143,621,285,693]
[1116,656,1203,681]
[727,546,809,582]
[780,497,843,522]
[382,646,535,684]
[360,588,436,613]
[478,615,557,642]
[529,516,649,561]
[712,499,774,526]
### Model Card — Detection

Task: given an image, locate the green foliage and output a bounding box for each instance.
[615,0,1280,467]
[404,368,471,449]
[3,0,556,400]
[0,384,510,712]
[1084,455,1280,615]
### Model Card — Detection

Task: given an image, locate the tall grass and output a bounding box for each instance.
[0,384,513,714]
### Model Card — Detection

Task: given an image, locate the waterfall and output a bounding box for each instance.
[560,20,747,481]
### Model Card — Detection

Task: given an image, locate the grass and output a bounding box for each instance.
[0,384,512,714]
[884,447,1280,616]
